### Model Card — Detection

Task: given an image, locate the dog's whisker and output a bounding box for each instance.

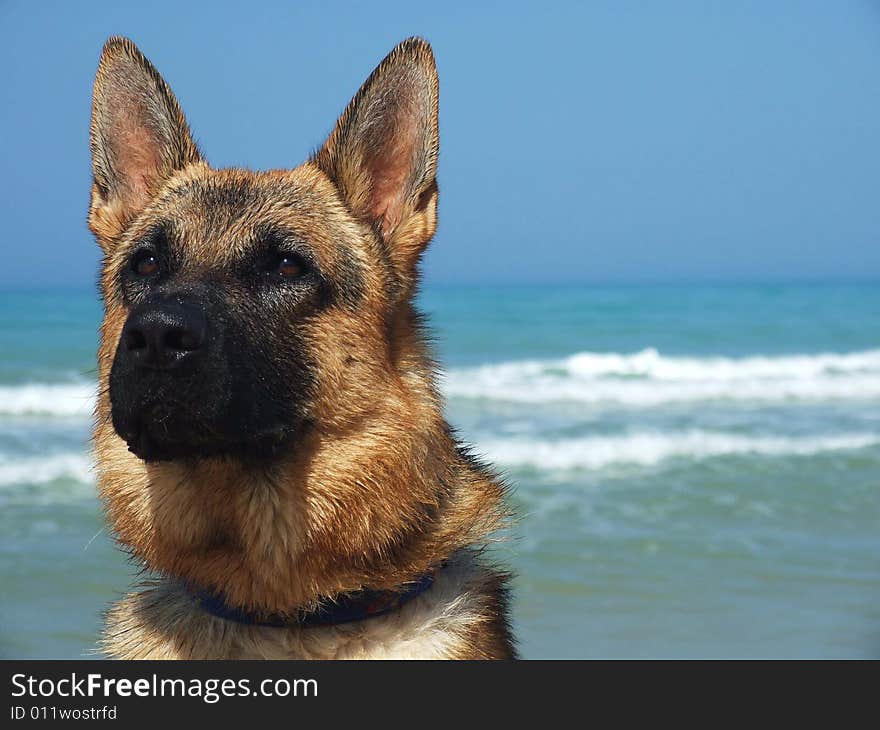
[83,526,106,552]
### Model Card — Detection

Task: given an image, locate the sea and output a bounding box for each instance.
[1,283,878,658]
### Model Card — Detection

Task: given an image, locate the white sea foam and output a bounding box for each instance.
[442,349,880,405]
[0,431,874,490]
[0,452,94,487]
[3,349,880,417]
[476,431,880,471]
[0,383,96,417]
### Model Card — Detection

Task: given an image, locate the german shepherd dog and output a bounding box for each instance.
[88,37,515,659]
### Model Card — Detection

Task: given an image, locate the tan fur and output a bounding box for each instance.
[89,37,516,660]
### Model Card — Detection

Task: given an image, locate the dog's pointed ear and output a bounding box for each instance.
[89,37,202,247]
[313,37,439,276]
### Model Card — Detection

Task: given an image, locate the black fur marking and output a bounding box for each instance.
[110,271,317,465]
[329,240,364,310]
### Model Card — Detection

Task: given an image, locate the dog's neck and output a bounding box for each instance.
[101,549,506,659]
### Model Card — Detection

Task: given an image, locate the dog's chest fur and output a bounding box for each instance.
[103,550,507,659]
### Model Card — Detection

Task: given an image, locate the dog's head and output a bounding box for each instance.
[90,37,438,464]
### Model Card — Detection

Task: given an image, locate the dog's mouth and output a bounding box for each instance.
[111,384,297,464]
[120,409,294,463]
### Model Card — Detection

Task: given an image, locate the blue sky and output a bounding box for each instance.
[2,1,879,287]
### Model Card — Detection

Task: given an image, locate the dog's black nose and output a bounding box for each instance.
[122,303,207,370]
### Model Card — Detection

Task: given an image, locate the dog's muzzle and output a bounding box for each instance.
[108,290,302,464]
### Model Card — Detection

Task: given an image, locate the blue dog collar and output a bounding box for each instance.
[188,569,438,629]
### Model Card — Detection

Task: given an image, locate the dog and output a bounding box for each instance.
[88,36,515,659]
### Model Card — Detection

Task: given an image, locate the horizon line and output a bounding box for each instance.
[2,278,880,294]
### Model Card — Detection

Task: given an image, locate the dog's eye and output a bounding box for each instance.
[257,245,310,283]
[278,256,303,278]
[131,251,160,277]
[267,253,307,280]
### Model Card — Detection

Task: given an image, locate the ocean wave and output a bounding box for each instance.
[0,383,96,417]
[0,430,875,489]
[4,348,880,416]
[476,431,880,471]
[442,348,880,405]
[0,452,94,487]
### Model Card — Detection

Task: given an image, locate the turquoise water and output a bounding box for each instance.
[1,284,879,658]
